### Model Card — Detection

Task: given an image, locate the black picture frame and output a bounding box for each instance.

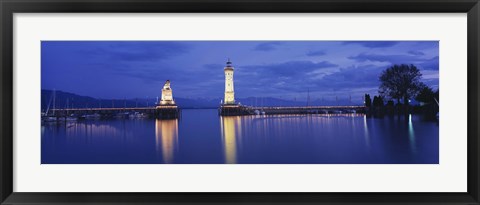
[1,0,479,204]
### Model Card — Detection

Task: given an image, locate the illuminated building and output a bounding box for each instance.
[159,80,175,105]
[156,80,179,119]
[224,59,235,104]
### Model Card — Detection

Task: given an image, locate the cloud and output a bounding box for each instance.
[348,53,439,70]
[316,65,384,91]
[349,53,414,63]
[408,50,425,56]
[241,65,382,100]
[421,70,440,80]
[306,50,326,56]
[43,41,193,85]
[243,60,338,77]
[78,41,190,62]
[230,61,339,97]
[343,41,398,48]
[253,42,283,51]
[418,56,439,70]
[201,64,230,77]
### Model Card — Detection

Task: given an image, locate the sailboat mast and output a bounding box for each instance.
[52,89,56,115]
[307,88,310,107]
[66,98,69,116]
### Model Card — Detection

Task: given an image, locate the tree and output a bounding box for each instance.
[415,86,439,119]
[387,100,394,107]
[377,96,384,107]
[415,85,435,104]
[373,95,384,107]
[379,64,425,114]
[365,94,372,107]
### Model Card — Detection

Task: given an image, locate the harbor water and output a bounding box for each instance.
[41,109,439,164]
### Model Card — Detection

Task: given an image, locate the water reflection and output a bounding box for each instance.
[363,115,370,148]
[64,122,131,144]
[41,109,438,164]
[155,119,179,163]
[220,116,242,164]
[408,114,416,154]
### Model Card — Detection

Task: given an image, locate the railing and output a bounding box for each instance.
[51,107,156,111]
[245,106,366,110]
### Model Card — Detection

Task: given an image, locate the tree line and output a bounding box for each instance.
[364,64,439,120]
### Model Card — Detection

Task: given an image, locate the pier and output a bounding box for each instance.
[219,105,366,116]
[49,106,179,120]
[219,105,251,116]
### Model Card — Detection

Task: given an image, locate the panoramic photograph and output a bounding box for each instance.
[41,41,439,164]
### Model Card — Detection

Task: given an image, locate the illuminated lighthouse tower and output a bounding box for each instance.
[224,59,235,105]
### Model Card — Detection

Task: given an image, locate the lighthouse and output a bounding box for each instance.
[219,59,246,116]
[224,59,235,104]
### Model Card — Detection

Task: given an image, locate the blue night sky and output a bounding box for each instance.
[41,41,439,102]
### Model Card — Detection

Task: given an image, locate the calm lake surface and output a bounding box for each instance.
[41,109,439,164]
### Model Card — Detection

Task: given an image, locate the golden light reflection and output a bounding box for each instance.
[220,116,242,164]
[155,119,179,163]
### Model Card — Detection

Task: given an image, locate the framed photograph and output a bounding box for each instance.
[1,0,479,204]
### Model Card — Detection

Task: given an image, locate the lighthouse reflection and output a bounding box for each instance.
[155,119,179,163]
[220,116,242,164]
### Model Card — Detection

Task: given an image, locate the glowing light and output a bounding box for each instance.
[224,59,236,104]
[155,119,179,163]
[408,114,416,154]
[220,116,241,164]
[160,80,176,105]
[363,115,370,148]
